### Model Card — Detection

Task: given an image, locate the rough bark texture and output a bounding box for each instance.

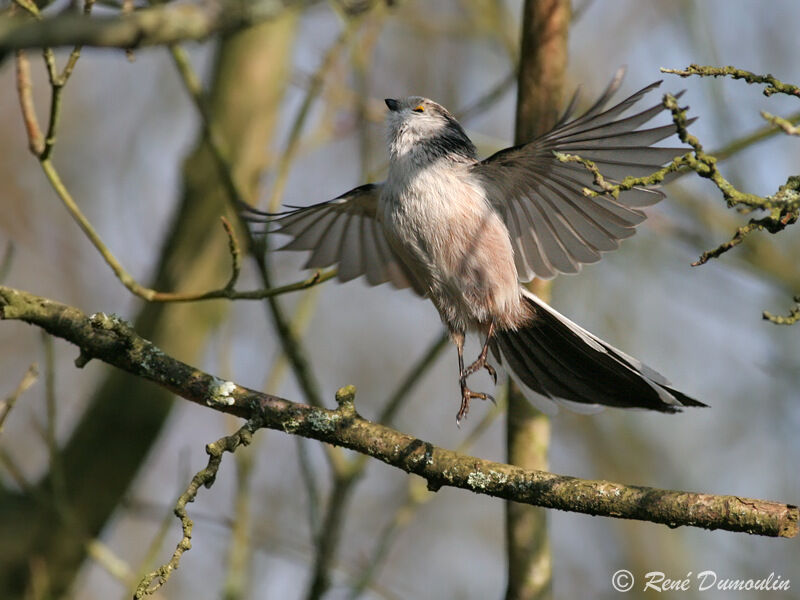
[0,15,296,598]
[507,1,570,599]
[2,285,796,540]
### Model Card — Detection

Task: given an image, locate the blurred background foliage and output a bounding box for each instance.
[0,0,798,598]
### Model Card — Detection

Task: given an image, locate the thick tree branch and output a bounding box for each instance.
[1,284,796,539]
[0,1,295,52]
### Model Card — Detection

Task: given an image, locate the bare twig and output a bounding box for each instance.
[761,111,800,136]
[167,41,328,408]
[39,160,320,302]
[692,209,798,266]
[128,474,193,600]
[41,332,67,507]
[304,330,449,599]
[713,110,800,161]
[661,64,800,98]
[14,8,329,306]
[86,539,136,587]
[456,70,516,123]
[0,363,39,433]
[221,439,255,600]
[261,286,327,543]
[763,296,800,325]
[267,28,351,212]
[134,418,262,598]
[557,93,800,266]
[14,50,45,156]
[0,242,15,284]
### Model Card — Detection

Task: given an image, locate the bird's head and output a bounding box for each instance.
[384,96,477,164]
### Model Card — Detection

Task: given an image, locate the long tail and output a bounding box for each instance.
[493,289,706,414]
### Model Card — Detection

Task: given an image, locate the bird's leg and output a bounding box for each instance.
[463,319,497,384]
[454,330,494,426]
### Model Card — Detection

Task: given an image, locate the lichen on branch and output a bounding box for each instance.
[557,70,800,323]
[1,284,797,542]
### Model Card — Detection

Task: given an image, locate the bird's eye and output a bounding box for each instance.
[413,105,425,113]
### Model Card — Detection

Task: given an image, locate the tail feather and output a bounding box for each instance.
[494,289,706,414]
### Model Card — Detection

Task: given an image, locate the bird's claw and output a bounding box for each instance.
[485,362,498,385]
[456,384,496,426]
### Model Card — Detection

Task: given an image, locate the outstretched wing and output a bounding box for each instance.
[242,183,420,291]
[472,71,693,281]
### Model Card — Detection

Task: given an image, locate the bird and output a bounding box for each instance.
[243,71,707,424]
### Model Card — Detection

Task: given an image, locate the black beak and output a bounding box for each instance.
[384,98,400,112]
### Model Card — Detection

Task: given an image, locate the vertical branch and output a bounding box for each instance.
[507,1,570,599]
[513,0,570,144]
[221,445,255,600]
[41,333,66,508]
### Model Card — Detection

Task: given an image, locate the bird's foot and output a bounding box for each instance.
[463,354,497,385]
[456,381,495,426]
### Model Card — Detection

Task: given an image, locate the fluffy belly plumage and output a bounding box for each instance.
[380,174,529,334]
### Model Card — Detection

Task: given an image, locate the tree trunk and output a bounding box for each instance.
[0,14,297,598]
[505,1,570,599]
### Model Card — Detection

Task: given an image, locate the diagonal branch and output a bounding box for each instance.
[13,30,335,306]
[134,418,260,598]
[1,284,797,539]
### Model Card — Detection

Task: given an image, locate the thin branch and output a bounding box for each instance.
[14,16,332,306]
[456,70,516,123]
[555,93,800,246]
[39,160,321,302]
[304,452,358,600]
[128,473,194,600]
[713,110,800,161]
[559,72,800,323]
[14,50,45,156]
[375,330,449,426]
[0,241,16,285]
[0,446,34,491]
[304,330,449,599]
[266,28,351,213]
[761,111,800,136]
[86,539,136,588]
[1,284,796,540]
[166,38,328,414]
[134,418,261,598]
[661,64,800,98]
[221,435,255,600]
[691,209,798,266]
[763,296,800,326]
[262,287,326,539]
[11,0,40,17]
[0,363,39,433]
[42,332,67,509]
